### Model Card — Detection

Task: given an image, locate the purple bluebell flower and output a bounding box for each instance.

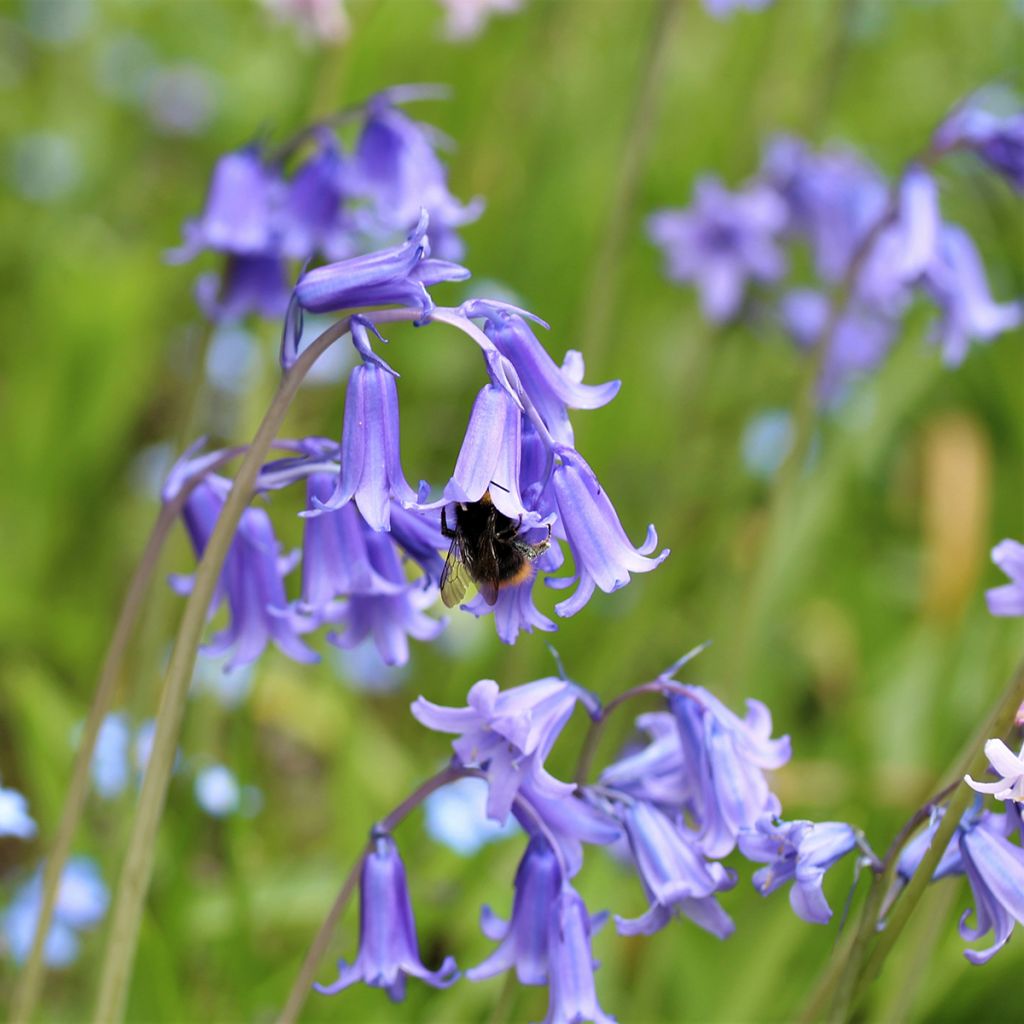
[461,569,558,644]
[548,447,668,618]
[280,129,353,260]
[986,539,1024,616]
[934,103,1024,192]
[424,776,519,856]
[599,711,688,807]
[195,254,291,322]
[648,177,786,322]
[307,360,417,530]
[669,687,791,858]
[737,816,858,924]
[411,678,585,823]
[762,135,888,284]
[387,503,447,585]
[0,781,36,840]
[966,739,1024,802]
[314,831,459,1000]
[467,836,562,985]
[465,302,620,447]
[324,527,445,666]
[614,799,736,938]
[542,884,615,1024]
[3,857,108,968]
[352,94,483,260]
[923,225,1022,366]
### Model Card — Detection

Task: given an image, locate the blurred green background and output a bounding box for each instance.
[1,0,1023,1020]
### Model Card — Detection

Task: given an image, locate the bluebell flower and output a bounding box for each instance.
[195,254,291,322]
[461,568,558,644]
[467,836,562,985]
[985,539,1024,616]
[465,302,620,447]
[0,781,36,840]
[923,226,1022,366]
[737,816,858,924]
[935,102,1024,192]
[669,687,791,858]
[352,93,483,260]
[280,128,352,261]
[548,447,669,618]
[648,177,787,322]
[599,711,688,807]
[3,857,108,967]
[424,776,519,856]
[411,678,586,823]
[194,764,242,817]
[614,799,736,938]
[965,739,1024,802]
[324,527,445,666]
[542,884,615,1024]
[387,502,447,586]
[314,831,459,1000]
[91,712,132,798]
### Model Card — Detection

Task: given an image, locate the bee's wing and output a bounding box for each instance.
[477,578,499,606]
[440,535,470,608]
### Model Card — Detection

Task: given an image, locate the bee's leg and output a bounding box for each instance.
[441,505,456,539]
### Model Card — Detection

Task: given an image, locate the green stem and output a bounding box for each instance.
[90,308,419,1024]
[8,452,240,1024]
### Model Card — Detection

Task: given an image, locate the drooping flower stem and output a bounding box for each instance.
[8,449,241,1024]
[802,657,1024,1023]
[91,308,421,1024]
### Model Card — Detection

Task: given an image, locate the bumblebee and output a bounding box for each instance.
[439,491,551,608]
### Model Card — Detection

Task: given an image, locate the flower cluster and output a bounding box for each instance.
[649,93,1023,401]
[312,660,870,1020]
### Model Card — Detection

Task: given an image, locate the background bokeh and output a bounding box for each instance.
[1,0,1022,1021]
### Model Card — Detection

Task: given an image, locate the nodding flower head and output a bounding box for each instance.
[934,101,1024,192]
[314,831,459,1001]
[985,539,1024,617]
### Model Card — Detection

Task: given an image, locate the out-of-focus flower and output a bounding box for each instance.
[437,0,523,40]
[0,781,36,840]
[542,885,615,1024]
[740,409,793,480]
[314,831,459,1000]
[986,539,1024,616]
[2,858,108,968]
[549,447,669,618]
[280,129,352,260]
[738,816,858,924]
[648,177,787,322]
[352,94,483,259]
[935,102,1024,192]
[91,713,132,798]
[261,0,350,43]
[614,800,736,938]
[966,739,1024,802]
[923,226,1022,366]
[411,678,585,823]
[145,64,217,136]
[424,776,519,855]
[703,0,773,16]
[467,836,561,984]
[194,765,243,817]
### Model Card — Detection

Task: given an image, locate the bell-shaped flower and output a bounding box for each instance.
[464,303,620,446]
[352,93,483,260]
[467,836,562,986]
[548,447,668,618]
[934,102,1024,192]
[599,712,688,807]
[648,177,787,322]
[195,254,291,323]
[542,884,615,1024]
[309,360,417,530]
[388,502,447,586]
[0,781,36,840]
[280,129,353,260]
[614,800,736,938]
[966,738,1024,802]
[738,816,858,924]
[314,831,459,1001]
[411,678,584,823]
[324,528,444,666]
[985,539,1024,617]
[923,224,1022,366]
[669,687,790,858]
[462,570,558,644]
[168,147,282,263]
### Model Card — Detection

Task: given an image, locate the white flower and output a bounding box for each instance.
[965,739,1024,802]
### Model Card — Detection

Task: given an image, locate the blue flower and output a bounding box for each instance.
[195,254,291,323]
[3,858,108,968]
[965,739,1024,803]
[194,764,243,818]
[461,570,558,645]
[935,101,1024,192]
[599,711,688,807]
[614,799,736,938]
[549,446,668,618]
[314,831,459,1000]
[922,225,1022,366]
[0,782,36,840]
[467,836,562,985]
[411,678,586,823]
[542,884,615,1024]
[424,776,519,856]
[279,128,352,260]
[648,177,787,322]
[986,539,1024,617]
[738,816,858,924]
[91,712,132,798]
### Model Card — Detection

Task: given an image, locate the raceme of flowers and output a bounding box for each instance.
[648,93,1023,401]
[165,139,667,667]
[309,660,887,1020]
